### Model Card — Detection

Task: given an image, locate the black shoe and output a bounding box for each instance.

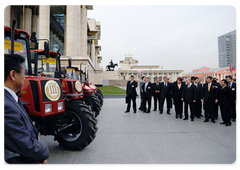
[143,111,146,113]
[176,115,178,119]
[153,109,157,111]
[146,111,150,113]
[167,112,171,115]
[191,118,194,121]
[211,120,216,123]
[159,111,163,114]
[215,117,218,120]
[232,119,236,122]
[204,119,209,122]
[196,116,201,118]
[134,111,136,114]
[220,122,226,125]
[139,108,143,111]
[225,123,231,126]
[183,118,188,120]
[125,111,129,113]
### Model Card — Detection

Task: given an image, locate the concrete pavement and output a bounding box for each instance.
[41,97,236,164]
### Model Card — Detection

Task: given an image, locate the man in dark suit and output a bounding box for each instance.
[182,78,197,121]
[160,76,172,114]
[139,76,145,111]
[153,78,161,111]
[201,76,216,123]
[212,78,220,120]
[194,77,202,118]
[4,54,49,164]
[142,77,153,113]
[225,75,236,122]
[125,75,138,113]
[215,79,231,126]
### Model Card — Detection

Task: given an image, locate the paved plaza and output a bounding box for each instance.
[41,97,236,164]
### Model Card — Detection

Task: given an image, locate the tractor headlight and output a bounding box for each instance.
[58,102,63,111]
[45,103,52,113]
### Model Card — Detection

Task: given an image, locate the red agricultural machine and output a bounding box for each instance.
[4,20,97,150]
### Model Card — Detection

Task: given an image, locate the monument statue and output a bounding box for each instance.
[106,60,118,71]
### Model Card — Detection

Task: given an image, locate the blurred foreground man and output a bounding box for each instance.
[4,54,49,164]
[125,75,138,113]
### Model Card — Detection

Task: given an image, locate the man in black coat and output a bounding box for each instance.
[142,77,153,113]
[182,78,197,121]
[194,77,202,118]
[160,76,172,114]
[201,76,217,123]
[225,75,236,122]
[125,75,138,113]
[215,79,231,126]
[139,76,145,111]
[212,78,220,120]
[153,78,161,111]
[4,54,49,164]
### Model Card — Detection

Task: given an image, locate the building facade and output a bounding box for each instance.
[4,5,103,85]
[218,30,236,68]
[118,54,183,82]
[185,66,236,83]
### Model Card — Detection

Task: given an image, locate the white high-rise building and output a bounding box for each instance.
[218,30,236,68]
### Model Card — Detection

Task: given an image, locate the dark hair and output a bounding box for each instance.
[191,76,195,81]
[85,77,88,81]
[221,79,228,85]
[141,76,145,80]
[225,75,233,80]
[4,54,25,82]
[206,76,213,80]
[177,77,182,82]
[131,75,134,78]
[195,77,199,80]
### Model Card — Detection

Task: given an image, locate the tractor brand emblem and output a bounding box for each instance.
[44,80,61,101]
[75,81,82,92]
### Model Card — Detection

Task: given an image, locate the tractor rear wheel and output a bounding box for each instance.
[55,101,98,150]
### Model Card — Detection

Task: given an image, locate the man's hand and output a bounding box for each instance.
[181,98,184,101]
[215,100,218,104]
[193,100,196,103]
[38,160,48,165]
[201,99,203,103]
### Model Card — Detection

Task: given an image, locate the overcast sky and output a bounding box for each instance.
[87,5,236,74]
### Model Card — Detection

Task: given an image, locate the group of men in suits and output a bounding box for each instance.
[125,75,236,127]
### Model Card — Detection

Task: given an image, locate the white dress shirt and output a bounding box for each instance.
[4,86,18,102]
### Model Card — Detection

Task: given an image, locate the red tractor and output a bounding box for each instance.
[30,48,102,118]
[4,21,97,150]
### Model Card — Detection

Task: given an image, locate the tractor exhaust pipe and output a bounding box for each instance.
[11,20,16,55]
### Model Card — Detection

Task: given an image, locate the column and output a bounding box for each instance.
[80,5,88,57]
[32,7,38,34]
[4,6,11,26]
[65,5,81,57]
[91,39,96,67]
[23,7,32,35]
[39,5,50,49]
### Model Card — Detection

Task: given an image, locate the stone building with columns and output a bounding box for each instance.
[4,5,103,86]
[118,54,183,82]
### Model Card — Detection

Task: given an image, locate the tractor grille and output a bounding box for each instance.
[30,80,40,112]
[67,81,73,93]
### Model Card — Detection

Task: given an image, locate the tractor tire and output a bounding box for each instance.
[97,89,103,96]
[95,92,103,107]
[55,101,98,150]
[85,92,101,116]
